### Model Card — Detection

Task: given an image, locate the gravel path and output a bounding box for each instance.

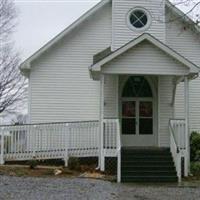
[0,176,200,200]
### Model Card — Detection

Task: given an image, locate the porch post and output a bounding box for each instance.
[184,76,190,176]
[0,127,4,165]
[99,74,105,171]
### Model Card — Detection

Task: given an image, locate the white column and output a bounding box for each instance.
[184,76,190,176]
[64,123,69,167]
[116,75,119,118]
[99,74,105,171]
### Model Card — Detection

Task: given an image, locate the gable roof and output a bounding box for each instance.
[20,0,200,72]
[90,33,200,74]
[20,0,111,71]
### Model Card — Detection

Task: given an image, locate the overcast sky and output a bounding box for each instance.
[13,0,199,61]
[14,0,101,60]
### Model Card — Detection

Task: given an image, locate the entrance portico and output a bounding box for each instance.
[90,33,199,179]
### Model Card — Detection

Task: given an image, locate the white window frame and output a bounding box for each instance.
[127,7,152,32]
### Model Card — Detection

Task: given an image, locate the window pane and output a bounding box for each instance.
[140,15,147,25]
[139,119,153,135]
[122,76,152,97]
[133,20,143,28]
[139,102,153,117]
[130,14,138,25]
[122,119,136,135]
[122,101,135,117]
[135,11,144,19]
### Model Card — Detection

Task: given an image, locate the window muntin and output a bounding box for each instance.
[130,10,148,28]
[127,8,151,31]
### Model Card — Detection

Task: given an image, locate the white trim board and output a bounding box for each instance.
[90,33,200,74]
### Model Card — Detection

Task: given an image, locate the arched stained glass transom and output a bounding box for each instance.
[122,76,152,97]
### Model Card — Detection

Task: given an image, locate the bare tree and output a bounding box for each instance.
[0,0,26,115]
[11,113,28,125]
[168,0,200,24]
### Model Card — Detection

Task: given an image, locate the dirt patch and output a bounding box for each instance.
[183,175,200,181]
[0,165,115,181]
[0,165,79,178]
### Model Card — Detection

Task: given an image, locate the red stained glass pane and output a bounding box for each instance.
[139,102,152,117]
[122,101,136,117]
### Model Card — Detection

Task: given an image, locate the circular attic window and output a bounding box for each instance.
[128,8,151,31]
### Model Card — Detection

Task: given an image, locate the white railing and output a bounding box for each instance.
[103,118,121,182]
[103,119,120,156]
[0,121,99,164]
[0,119,122,179]
[169,119,186,182]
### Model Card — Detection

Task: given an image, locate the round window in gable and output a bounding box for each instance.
[128,8,151,31]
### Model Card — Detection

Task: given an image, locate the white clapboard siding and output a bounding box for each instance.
[112,0,166,50]
[104,75,118,118]
[175,79,200,132]
[29,3,112,123]
[166,9,200,67]
[102,41,189,75]
[174,82,184,119]
[166,10,200,132]
[159,76,174,147]
[189,79,200,131]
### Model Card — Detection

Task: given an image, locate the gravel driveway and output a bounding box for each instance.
[0,176,200,200]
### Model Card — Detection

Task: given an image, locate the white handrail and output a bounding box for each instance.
[169,119,186,182]
[0,121,99,164]
[102,118,121,182]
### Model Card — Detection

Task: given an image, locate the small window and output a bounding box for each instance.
[127,8,151,31]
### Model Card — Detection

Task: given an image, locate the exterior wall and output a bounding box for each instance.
[102,41,189,75]
[159,76,174,147]
[174,82,184,119]
[112,0,166,50]
[175,79,200,132]
[29,3,112,123]
[28,0,200,147]
[104,74,172,147]
[104,75,118,118]
[166,9,200,132]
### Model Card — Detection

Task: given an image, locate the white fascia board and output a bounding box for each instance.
[91,33,200,74]
[145,35,200,73]
[20,0,110,70]
[91,34,147,69]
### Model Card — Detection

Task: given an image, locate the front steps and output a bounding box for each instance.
[121,148,178,183]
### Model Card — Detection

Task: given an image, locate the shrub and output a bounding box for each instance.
[191,162,200,176]
[190,131,200,162]
[68,157,80,171]
[28,159,38,169]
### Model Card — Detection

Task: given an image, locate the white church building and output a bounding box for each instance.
[0,0,200,183]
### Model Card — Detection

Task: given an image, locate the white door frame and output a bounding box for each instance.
[119,75,158,147]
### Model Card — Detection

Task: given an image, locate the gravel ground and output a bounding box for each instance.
[0,176,200,200]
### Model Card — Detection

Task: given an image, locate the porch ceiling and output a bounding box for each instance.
[89,33,199,80]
